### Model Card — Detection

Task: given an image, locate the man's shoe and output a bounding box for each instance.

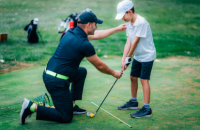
[118,99,139,110]
[73,105,86,114]
[20,98,34,125]
[130,106,152,118]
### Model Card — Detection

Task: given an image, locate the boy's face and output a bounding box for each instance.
[122,11,132,22]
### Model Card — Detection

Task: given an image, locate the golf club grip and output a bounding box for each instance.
[95,78,118,114]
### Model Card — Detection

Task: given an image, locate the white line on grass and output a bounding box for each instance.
[91,102,132,128]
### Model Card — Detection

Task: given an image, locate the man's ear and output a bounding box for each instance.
[86,22,90,28]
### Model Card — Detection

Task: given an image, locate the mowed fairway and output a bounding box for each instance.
[0,58,200,129]
[0,0,200,129]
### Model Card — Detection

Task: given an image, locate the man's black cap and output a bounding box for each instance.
[78,12,103,24]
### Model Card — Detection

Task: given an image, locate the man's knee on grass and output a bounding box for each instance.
[60,116,73,123]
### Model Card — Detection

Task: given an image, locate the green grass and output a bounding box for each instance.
[0,0,200,129]
[0,0,200,64]
[0,57,200,129]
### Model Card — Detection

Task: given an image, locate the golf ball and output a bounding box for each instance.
[90,114,94,117]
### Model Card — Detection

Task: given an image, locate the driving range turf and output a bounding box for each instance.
[0,0,200,64]
[0,58,200,129]
[0,0,200,129]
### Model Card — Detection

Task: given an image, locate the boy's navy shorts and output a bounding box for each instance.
[130,59,154,80]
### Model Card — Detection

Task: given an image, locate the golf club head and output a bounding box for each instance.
[87,112,92,117]
[87,112,95,117]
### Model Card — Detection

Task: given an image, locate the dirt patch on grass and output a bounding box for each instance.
[0,61,34,74]
[160,57,200,99]
[181,67,195,75]
[166,56,185,61]
[194,82,200,86]
[166,56,200,61]
[179,57,200,78]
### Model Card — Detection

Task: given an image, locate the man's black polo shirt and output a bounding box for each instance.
[46,26,96,78]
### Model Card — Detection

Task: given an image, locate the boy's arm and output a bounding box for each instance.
[88,24,126,40]
[127,36,140,57]
[121,37,131,71]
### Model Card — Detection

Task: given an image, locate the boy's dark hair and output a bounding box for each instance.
[126,6,135,13]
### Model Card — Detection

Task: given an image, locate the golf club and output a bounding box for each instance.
[87,70,123,118]
[91,102,132,128]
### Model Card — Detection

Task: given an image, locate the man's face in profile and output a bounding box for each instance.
[88,22,97,35]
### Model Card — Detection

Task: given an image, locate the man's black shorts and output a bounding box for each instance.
[130,59,154,80]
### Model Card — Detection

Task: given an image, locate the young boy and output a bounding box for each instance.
[115,0,156,118]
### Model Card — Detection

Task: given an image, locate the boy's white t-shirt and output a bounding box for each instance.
[126,14,156,62]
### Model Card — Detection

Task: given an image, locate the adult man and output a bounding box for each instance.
[115,0,156,118]
[20,11,124,124]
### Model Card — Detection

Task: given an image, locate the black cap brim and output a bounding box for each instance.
[96,19,103,24]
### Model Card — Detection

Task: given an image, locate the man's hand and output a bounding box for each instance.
[112,70,123,79]
[116,24,127,32]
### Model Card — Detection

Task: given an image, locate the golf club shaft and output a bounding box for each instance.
[95,71,123,114]
[92,102,132,128]
[95,79,118,114]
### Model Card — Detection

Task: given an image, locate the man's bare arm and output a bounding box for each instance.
[86,54,123,79]
[88,24,126,40]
